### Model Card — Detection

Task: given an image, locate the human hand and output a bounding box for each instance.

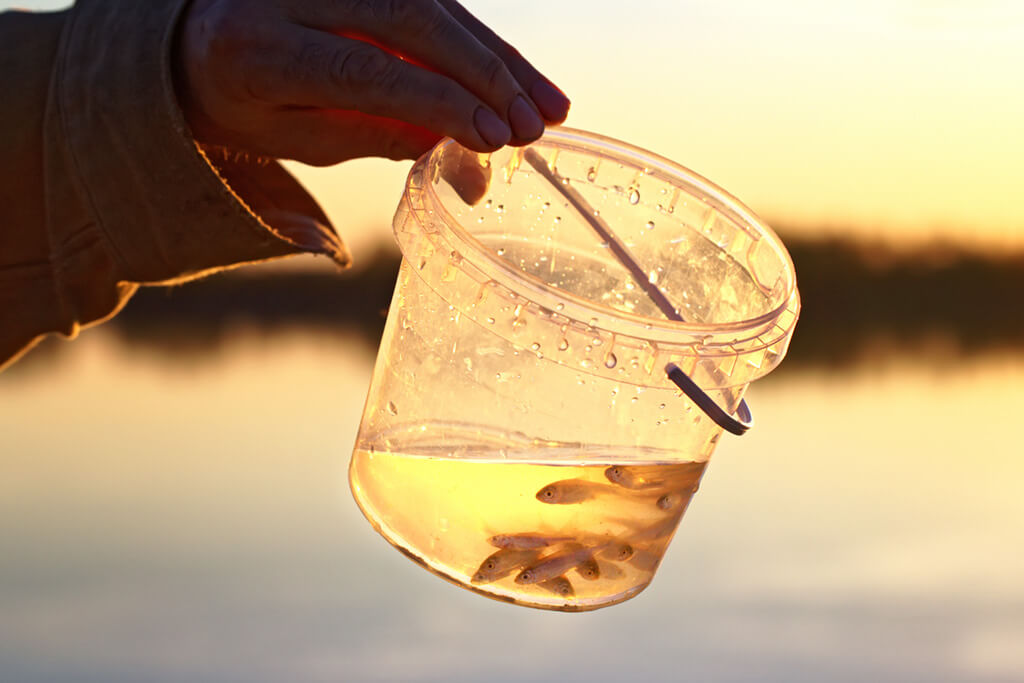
[174,0,571,166]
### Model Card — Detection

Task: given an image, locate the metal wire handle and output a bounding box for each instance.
[522,149,752,436]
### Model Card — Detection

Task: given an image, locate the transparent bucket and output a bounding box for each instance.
[349,128,799,611]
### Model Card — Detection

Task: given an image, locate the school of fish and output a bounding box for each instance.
[471,461,706,604]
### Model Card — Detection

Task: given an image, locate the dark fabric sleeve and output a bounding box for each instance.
[0,0,350,371]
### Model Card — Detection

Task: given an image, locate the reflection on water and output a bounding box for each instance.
[2,328,1023,682]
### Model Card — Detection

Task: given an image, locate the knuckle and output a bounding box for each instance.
[377,0,426,27]
[478,56,509,93]
[331,45,395,93]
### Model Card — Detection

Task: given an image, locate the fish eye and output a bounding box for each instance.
[485,561,495,570]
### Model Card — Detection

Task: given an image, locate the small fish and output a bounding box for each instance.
[627,514,683,545]
[472,549,541,584]
[597,542,635,562]
[516,544,602,585]
[536,478,611,504]
[656,491,694,511]
[574,558,601,581]
[488,533,574,550]
[604,462,705,491]
[537,576,575,598]
[596,560,625,580]
[629,549,662,572]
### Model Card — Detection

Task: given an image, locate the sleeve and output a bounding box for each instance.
[0,0,351,371]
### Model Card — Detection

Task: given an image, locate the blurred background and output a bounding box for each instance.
[2,1,1023,681]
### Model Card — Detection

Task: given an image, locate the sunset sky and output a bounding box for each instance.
[9,0,1024,256]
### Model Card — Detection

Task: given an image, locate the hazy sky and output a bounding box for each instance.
[5,0,1023,254]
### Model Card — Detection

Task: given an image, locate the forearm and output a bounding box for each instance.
[0,1,348,371]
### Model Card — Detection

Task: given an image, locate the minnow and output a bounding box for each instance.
[472,548,541,584]
[575,558,601,581]
[537,576,575,598]
[535,478,613,504]
[597,542,634,562]
[515,544,603,585]
[488,533,575,550]
[627,514,684,546]
[629,549,662,572]
[596,560,625,580]
[604,462,705,491]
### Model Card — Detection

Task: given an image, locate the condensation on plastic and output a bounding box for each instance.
[356,128,799,460]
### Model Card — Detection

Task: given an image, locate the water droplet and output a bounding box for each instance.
[484,199,492,209]
[587,167,597,182]
[558,338,569,351]
[631,396,639,404]
[477,216,485,223]
[542,201,550,209]
[513,304,523,317]
[555,302,564,312]
[645,220,655,230]
[629,188,640,204]
[591,337,602,346]
[530,343,541,352]
[588,317,599,328]
[496,204,505,214]
[553,216,562,224]
[580,359,592,369]
[486,316,495,324]
[604,353,618,369]
[659,403,666,410]
[441,264,457,282]
[584,345,592,353]
[496,247,506,256]
[648,270,659,284]
[417,258,427,270]
[386,401,398,415]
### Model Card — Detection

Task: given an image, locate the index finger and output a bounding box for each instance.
[438,0,571,123]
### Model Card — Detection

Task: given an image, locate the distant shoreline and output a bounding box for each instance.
[19,236,1024,371]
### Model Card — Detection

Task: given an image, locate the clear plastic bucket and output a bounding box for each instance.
[349,128,799,611]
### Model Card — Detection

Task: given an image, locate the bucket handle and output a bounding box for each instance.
[665,363,752,435]
[523,149,753,437]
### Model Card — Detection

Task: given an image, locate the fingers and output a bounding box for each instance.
[437,0,570,123]
[254,29,516,153]
[240,109,443,166]
[290,0,547,143]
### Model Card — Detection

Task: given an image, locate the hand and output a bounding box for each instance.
[174,0,571,166]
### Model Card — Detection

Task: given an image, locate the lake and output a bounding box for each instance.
[2,324,1022,682]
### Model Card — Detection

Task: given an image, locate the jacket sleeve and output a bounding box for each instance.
[0,0,350,371]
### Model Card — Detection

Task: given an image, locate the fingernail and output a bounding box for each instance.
[530,81,571,122]
[474,106,512,148]
[508,95,544,140]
